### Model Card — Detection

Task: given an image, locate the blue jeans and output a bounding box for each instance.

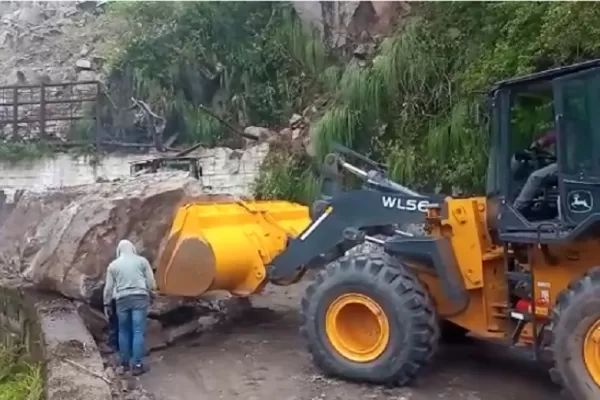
[116,298,148,367]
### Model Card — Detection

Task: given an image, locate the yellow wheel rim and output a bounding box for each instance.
[583,319,600,387]
[325,293,390,363]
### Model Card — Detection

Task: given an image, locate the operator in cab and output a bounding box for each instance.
[513,129,557,213]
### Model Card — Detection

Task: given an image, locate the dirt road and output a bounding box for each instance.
[139,283,566,400]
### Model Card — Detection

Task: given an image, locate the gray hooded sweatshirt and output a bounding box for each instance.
[103,240,157,307]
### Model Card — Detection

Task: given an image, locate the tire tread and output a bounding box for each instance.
[300,253,439,386]
[547,268,600,398]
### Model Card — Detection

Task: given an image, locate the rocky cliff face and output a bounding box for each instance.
[293,1,410,58]
[0,1,408,87]
[0,1,122,85]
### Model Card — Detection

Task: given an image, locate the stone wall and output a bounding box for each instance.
[39,297,111,400]
[197,143,269,196]
[0,142,269,201]
[0,282,111,399]
[0,282,44,363]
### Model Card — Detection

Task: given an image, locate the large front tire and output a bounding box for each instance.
[300,254,439,386]
[550,267,600,399]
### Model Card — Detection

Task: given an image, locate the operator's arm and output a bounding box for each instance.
[103,265,115,306]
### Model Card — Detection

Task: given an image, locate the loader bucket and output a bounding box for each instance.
[156,200,310,297]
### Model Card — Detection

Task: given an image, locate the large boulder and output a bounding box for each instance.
[0,172,234,302]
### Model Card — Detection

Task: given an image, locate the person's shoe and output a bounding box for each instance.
[131,363,149,376]
[116,363,130,375]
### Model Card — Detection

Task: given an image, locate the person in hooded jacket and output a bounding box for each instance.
[103,240,157,376]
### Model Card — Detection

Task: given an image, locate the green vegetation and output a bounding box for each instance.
[106,1,334,203]
[252,149,320,204]
[4,2,600,196]
[98,2,600,201]
[0,142,52,164]
[0,345,43,400]
[311,2,600,195]
[107,1,329,145]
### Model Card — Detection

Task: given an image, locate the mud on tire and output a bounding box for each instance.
[549,267,600,399]
[300,253,439,386]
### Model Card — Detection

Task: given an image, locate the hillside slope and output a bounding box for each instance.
[0,1,123,85]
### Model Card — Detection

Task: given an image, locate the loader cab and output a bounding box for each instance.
[487,59,600,243]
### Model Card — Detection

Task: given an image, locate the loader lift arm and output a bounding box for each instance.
[267,149,468,309]
[268,189,435,278]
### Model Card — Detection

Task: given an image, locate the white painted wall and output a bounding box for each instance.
[0,143,269,200]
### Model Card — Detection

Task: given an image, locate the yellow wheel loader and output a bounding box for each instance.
[156,59,600,400]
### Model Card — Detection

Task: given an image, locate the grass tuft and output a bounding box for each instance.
[0,345,43,400]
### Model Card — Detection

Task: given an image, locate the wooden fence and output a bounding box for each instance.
[0,80,100,143]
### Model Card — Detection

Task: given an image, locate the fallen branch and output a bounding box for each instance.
[196,104,259,141]
[164,132,179,148]
[62,358,111,384]
[98,87,169,152]
[101,87,137,112]
[101,84,259,144]
[174,142,204,157]
[62,358,124,400]
[131,97,167,152]
[133,98,165,123]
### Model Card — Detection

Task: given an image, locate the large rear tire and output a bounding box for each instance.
[300,253,439,386]
[549,267,600,399]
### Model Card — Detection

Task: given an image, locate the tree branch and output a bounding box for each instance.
[131,97,167,152]
[196,104,259,140]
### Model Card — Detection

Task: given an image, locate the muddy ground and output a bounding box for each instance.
[138,281,567,400]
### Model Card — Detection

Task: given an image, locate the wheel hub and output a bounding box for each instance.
[325,293,390,363]
[583,319,600,387]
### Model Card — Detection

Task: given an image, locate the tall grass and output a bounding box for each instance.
[310,19,484,193]
[0,345,43,400]
[303,2,600,197]
[252,151,320,205]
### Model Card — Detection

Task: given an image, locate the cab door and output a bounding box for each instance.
[553,68,600,225]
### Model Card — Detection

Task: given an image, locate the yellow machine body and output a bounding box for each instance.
[156,195,595,345]
[420,197,596,343]
[154,193,600,396]
[149,60,600,397]
[156,200,310,297]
